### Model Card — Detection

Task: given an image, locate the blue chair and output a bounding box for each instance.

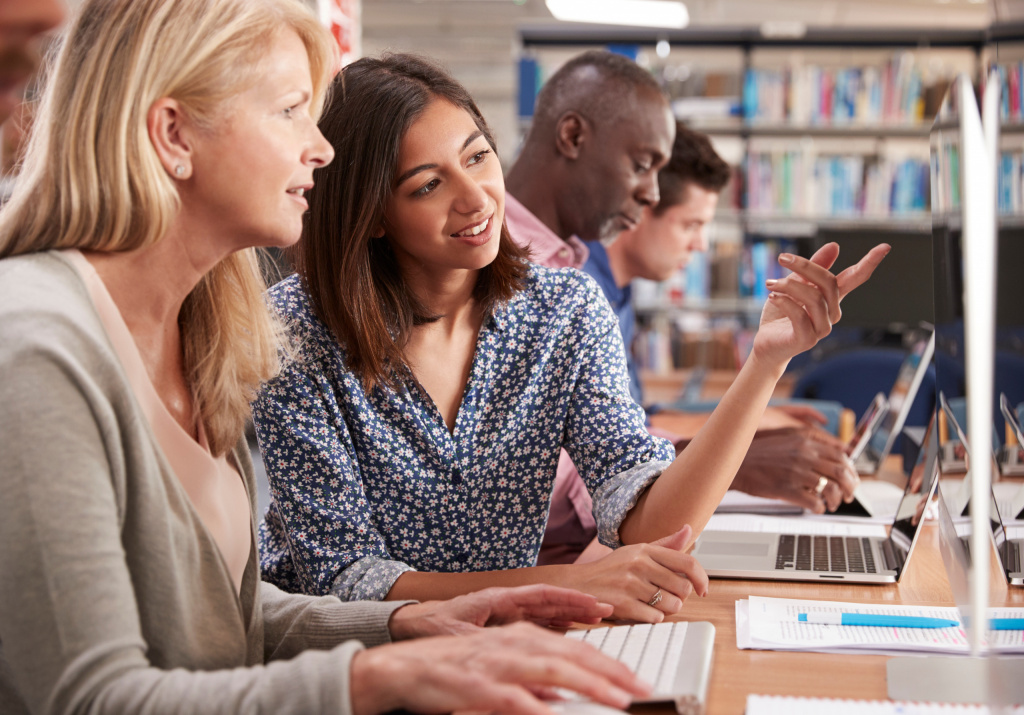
[790,348,937,451]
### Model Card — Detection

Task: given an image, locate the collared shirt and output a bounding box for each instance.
[253,267,674,601]
[505,193,589,269]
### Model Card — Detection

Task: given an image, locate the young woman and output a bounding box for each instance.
[253,53,888,622]
[0,3,649,713]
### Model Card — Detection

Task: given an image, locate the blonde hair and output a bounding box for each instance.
[0,0,337,456]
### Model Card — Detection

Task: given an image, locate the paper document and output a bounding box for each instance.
[736,596,1024,655]
[706,514,886,538]
[941,478,1024,524]
[714,490,802,515]
[713,480,906,522]
[747,695,1024,714]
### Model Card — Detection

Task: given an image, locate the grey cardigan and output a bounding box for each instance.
[0,252,408,715]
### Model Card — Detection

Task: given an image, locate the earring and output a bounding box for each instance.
[174,165,185,177]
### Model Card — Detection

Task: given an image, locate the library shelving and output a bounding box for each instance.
[516,23,1024,374]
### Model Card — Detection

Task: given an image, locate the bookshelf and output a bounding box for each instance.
[986,32,1024,215]
[517,24,1024,375]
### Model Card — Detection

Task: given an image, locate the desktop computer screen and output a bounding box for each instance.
[929,72,997,659]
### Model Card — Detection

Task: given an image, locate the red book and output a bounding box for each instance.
[821,69,833,122]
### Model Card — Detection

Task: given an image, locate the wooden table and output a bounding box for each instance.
[641,478,1024,714]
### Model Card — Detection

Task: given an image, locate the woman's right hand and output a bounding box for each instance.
[349,621,650,715]
[751,242,890,373]
[569,525,709,622]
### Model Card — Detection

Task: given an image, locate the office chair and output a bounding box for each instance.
[790,347,937,450]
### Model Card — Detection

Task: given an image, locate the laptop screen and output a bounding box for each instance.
[848,392,888,461]
[888,419,940,558]
[863,332,936,465]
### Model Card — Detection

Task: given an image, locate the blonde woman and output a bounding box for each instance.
[0,1,647,713]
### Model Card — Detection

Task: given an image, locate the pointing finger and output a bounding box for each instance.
[837,243,891,299]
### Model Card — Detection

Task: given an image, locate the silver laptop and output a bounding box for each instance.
[999,393,1024,476]
[939,394,1024,586]
[943,391,1024,520]
[855,331,936,475]
[692,420,940,584]
[826,331,935,518]
[848,391,890,463]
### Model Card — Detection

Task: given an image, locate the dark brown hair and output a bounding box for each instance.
[293,53,528,393]
[654,122,732,215]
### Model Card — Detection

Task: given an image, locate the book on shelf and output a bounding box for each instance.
[988,61,1024,123]
[932,135,961,215]
[632,316,752,372]
[742,52,944,127]
[744,147,928,218]
[998,149,1024,215]
[630,240,802,372]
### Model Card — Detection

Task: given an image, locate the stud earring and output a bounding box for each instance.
[174,165,185,177]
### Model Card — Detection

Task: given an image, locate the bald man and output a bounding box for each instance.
[504,50,675,565]
[504,53,859,566]
[505,50,675,265]
[0,0,64,126]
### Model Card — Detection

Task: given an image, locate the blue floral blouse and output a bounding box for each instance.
[253,265,674,601]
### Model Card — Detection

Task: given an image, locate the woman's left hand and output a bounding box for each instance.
[752,242,890,371]
[387,584,614,639]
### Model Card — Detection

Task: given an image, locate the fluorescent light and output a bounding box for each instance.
[546,0,689,29]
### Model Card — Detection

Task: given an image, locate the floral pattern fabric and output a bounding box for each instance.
[253,265,674,601]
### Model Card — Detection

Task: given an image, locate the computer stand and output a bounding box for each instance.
[888,656,1024,704]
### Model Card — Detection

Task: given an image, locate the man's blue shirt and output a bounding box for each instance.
[583,242,643,405]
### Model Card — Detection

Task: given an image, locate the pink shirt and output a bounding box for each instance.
[65,250,252,593]
[504,193,589,270]
[505,194,596,565]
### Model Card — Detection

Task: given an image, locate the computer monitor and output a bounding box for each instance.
[889,72,998,697]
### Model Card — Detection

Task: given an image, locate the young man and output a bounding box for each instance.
[504,57,859,564]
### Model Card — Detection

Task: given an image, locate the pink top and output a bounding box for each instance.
[505,193,589,270]
[64,249,252,593]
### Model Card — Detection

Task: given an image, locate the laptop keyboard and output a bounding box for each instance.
[774,534,879,573]
[1002,540,1023,573]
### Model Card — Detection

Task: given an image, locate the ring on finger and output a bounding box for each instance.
[647,589,663,607]
[814,475,829,495]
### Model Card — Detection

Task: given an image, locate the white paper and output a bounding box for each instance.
[715,490,803,515]
[735,595,1024,655]
[706,514,887,537]
[746,694,1024,714]
[713,480,906,523]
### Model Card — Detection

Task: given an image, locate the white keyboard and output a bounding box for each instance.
[564,621,715,714]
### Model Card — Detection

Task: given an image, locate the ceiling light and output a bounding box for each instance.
[656,39,671,57]
[545,0,689,29]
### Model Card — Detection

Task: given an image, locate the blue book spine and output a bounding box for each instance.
[751,242,771,301]
[743,69,759,121]
[517,57,539,119]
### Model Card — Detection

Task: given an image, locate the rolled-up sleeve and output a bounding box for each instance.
[253,355,416,601]
[560,276,675,548]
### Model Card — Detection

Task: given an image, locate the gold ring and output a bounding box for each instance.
[647,589,663,607]
[815,476,829,495]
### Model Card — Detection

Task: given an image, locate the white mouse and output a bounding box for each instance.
[547,701,630,715]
